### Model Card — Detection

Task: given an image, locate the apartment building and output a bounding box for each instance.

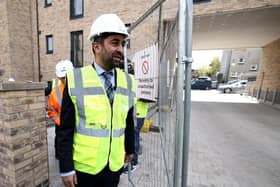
[221,48,262,82]
[0,0,279,93]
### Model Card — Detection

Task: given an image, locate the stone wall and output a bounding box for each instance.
[0,82,49,187]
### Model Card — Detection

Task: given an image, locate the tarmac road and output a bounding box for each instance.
[188,90,280,187]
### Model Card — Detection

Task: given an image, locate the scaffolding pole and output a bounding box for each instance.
[174,0,193,186]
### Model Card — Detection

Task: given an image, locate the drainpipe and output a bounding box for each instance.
[35,0,41,82]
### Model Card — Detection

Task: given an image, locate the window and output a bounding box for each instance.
[71,31,83,67]
[193,0,211,3]
[45,0,52,7]
[70,0,83,19]
[46,35,53,54]
[230,72,238,78]
[238,57,245,64]
[249,64,258,71]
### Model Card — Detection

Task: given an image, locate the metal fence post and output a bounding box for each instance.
[174,0,193,187]
[182,0,193,187]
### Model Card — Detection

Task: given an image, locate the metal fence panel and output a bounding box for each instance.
[125,2,179,186]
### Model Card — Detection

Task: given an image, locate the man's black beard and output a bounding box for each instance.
[102,51,123,70]
[111,51,123,69]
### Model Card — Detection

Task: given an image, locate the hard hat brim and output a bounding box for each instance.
[88,32,129,42]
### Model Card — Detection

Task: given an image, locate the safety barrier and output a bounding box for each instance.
[123,0,192,186]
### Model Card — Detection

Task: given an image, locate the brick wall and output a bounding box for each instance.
[245,38,280,106]
[193,0,280,15]
[1,0,279,83]
[0,0,11,82]
[0,0,37,82]
[256,38,280,89]
[7,0,35,82]
[0,82,49,187]
[37,0,159,82]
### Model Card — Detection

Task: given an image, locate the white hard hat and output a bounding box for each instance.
[88,14,129,42]
[55,60,74,78]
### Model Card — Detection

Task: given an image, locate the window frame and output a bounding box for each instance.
[238,57,245,64]
[70,31,83,67]
[45,0,52,7]
[70,0,84,19]
[46,35,53,54]
[193,0,211,4]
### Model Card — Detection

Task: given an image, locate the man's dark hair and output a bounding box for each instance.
[93,32,117,43]
[92,32,113,54]
[92,32,118,54]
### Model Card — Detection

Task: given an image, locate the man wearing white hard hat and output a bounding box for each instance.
[47,60,73,159]
[57,14,136,187]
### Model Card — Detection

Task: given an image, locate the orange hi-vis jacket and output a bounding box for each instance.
[47,82,65,126]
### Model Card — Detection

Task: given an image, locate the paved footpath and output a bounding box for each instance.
[47,126,161,187]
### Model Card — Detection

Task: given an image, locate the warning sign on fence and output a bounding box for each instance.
[132,44,158,101]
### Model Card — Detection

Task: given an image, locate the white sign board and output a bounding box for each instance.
[132,44,158,101]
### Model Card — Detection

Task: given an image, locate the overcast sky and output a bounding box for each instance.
[192,50,223,70]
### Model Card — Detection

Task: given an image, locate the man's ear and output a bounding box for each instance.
[92,42,101,53]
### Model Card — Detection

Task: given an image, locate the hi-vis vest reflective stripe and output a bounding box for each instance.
[52,78,61,89]
[67,65,136,174]
[55,84,62,107]
[136,100,149,118]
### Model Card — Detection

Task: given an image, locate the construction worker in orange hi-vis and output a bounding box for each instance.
[47,60,74,159]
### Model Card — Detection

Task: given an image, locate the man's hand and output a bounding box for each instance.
[124,153,134,163]
[62,174,77,187]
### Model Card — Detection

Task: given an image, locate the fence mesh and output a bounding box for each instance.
[121,2,179,187]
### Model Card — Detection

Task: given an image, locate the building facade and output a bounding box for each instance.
[0,0,279,95]
[221,48,262,82]
[0,0,38,82]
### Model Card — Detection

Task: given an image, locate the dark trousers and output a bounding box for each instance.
[54,125,59,159]
[76,165,122,187]
[133,118,145,164]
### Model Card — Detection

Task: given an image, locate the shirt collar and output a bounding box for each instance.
[94,62,114,76]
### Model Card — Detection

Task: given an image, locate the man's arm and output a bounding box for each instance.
[45,81,52,96]
[57,81,75,173]
[125,107,135,158]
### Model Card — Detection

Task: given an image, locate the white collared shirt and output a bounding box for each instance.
[94,62,115,89]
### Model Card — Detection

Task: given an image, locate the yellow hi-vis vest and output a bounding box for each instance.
[67,65,136,175]
[136,100,149,118]
[52,78,61,89]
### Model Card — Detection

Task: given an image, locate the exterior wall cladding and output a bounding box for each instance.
[0,0,279,88]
